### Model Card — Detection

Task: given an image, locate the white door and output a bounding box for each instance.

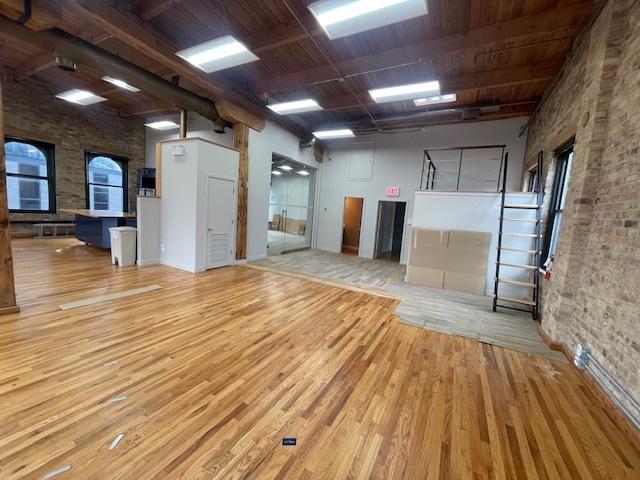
[206,176,235,269]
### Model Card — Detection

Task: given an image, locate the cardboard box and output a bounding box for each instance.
[405,266,445,289]
[443,271,486,295]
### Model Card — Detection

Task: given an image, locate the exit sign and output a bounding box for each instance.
[386,186,400,197]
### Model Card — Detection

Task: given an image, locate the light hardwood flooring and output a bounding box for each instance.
[251,250,563,359]
[2,238,639,479]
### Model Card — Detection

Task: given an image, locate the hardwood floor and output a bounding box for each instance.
[2,238,639,479]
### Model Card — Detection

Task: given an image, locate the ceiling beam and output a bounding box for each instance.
[0,0,62,31]
[316,61,563,111]
[258,2,594,93]
[14,51,54,78]
[134,0,184,21]
[245,13,321,54]
[66,0,266,130]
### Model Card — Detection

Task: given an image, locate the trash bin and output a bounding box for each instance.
[109,226,137,266]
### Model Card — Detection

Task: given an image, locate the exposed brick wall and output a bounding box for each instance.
[3,77,145,232]
[524,0,639,418]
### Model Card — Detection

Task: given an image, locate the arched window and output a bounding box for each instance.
[85,152,128,211]
[5,137,56,212]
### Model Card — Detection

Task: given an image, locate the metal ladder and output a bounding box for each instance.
[493,151,543,319]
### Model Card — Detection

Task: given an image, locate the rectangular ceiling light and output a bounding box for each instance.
[369,80,440,103]
[145,121,180,130]
[267,99,323,115]
[414,93,457,107]
[55,89,107,106]
[278,165,293,171]
[271,170,282,176]
[312,128,355,139]
[102,76,140,92]
[297,170,311,176]
[176,35,259,73]
[308,0,427,39]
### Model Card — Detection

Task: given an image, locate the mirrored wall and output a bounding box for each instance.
[268,154,316,255]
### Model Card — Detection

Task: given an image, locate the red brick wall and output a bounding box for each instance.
[524,0,639,415]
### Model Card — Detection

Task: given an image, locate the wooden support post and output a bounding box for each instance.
[233,123,248,261]
[0,80,19,315]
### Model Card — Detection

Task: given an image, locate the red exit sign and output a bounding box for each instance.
[386,186,400,197]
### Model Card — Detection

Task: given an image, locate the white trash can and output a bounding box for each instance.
[109,226,137,266]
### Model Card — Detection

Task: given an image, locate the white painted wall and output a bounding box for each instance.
[247,121,321,261]
[315,117,529,264]
[136,196,161,266]
[158,139,239,272]
[411,190,538,296]
[144,112,234,167]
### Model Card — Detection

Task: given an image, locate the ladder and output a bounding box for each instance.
[493,151,543,319]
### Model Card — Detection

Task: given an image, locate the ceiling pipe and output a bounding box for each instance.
[0,15,220,123]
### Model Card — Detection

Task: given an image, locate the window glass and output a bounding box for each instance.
[85,152,127,211]
[5,138,55,212]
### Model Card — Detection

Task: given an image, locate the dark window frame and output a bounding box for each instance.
[84,151,129,212]
[526,165,538,193]
[5,136,57,214]
[541,140,574,261]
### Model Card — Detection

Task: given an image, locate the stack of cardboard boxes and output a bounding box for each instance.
[405,228,491,295]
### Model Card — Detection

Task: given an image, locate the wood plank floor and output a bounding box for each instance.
[2,238,639,479]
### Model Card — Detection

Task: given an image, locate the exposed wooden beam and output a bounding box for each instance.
[233,123,249,261]
[14,51,54,78]
[134,0,184,21]
[245,13,321,54]
[66,0,266,131]
[0,0,62,31]
[316,61,563,111]
[0,78,19,315]
[259,2,594,93]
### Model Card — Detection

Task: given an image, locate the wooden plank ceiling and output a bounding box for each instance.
[0,0,596,135]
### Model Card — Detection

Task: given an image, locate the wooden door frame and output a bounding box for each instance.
[341,196,365,255]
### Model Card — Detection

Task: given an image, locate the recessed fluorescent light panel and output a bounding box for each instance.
[267,99,323,115]
[102,76,140,92]
[414,93,457,107]
[369,80,440,103]
[176,35,258,73]
[271,170,282,176]
[145,121,180,130]
[278,165,293,171]
[55,89,107,106]
[312,128,355,139]
[308,0,428,39]
[297,170,310,176]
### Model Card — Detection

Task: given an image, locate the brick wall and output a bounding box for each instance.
[524,0,639,418]
[3,77,146,232]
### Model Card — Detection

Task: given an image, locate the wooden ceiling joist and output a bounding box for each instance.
[260,2,593,94]
[0,0,62,31]
[66,0,265,130]
[319,61,563,111]
[134,0,184,21]
[14,51,53,78]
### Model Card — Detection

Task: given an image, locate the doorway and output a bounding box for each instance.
[268,154,316,256]
[374,201,406,262]
[341,197,364,255]
[206,176,236,270]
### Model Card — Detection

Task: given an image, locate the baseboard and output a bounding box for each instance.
[247,254,267,262]
[0,305,20,315]
[537,325,640,440]
[234,258,248,265]
[137,258,161,266]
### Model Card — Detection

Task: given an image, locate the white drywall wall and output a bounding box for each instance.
[136,196,161,266]
[412,190,538,296]
[145,112,234,167]
[315,117,529,263]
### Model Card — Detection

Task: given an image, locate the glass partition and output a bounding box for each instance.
[268,155,316,255]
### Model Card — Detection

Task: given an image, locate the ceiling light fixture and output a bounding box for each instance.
[55,89,107,106]
[176,35,259,73]
[145,120,180,130]
[414,93,457,107]
[308,0,428,39]
[102,76,140,92]
[369,80,440,103]
[267,99,323,115]
[271,170,283,176]
[297,170,311,176]
[278,165,293,171]
[312,128,356,139]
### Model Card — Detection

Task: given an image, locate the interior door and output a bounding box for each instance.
[342,197,364,255]
[206,176,235,270]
